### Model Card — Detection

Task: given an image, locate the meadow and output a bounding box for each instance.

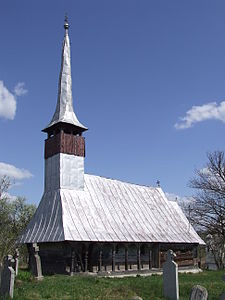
[8,269,225,300]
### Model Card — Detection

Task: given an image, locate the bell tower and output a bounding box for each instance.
[42,17,87,191]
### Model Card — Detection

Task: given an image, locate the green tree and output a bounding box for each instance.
[0,176,36,263]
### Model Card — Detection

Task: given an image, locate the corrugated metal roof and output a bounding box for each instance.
[19,174,204,245]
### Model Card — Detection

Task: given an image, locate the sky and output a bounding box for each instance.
[1,0,225,205]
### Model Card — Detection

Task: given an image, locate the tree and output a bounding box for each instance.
[189,151,225,269]
[0,176,36,263]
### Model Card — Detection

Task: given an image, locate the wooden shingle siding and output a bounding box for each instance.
[45,132,85,159]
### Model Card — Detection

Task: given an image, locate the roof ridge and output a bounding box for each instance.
[84,173,158,189]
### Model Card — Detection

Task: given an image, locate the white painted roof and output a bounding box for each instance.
[19,174,204,244]
[43,21,87,132]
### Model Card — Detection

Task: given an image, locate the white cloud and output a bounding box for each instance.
[175,101,225,129]
[0,81,27,120]
[14,82,27,96]
[0,81,17,120]
[0,162,33,180]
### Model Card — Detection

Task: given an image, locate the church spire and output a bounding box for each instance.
[43,16,87,134]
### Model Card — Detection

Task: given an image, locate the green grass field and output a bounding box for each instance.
[9,269,225,300]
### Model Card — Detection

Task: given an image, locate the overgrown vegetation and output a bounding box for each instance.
[11,270,225,300]
[0,176,36,263]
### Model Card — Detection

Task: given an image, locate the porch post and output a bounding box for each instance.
[149,247,152,270]
[152,243,160,268]
[137,244,141,270]
[112,244,116,272]
[70,248,75,276]
[84,244,88,272]
[98,249,102,272]
[158,244,161,268]
[125,245,128,271]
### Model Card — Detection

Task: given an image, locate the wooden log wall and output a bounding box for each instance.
[45,131,85,159]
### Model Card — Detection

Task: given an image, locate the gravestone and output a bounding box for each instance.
[163,249,179,300]
[205,234,218,270]
[189,285,208,300]
[30,243,43,280]
[13,248,19,276]
[0,255,15,299]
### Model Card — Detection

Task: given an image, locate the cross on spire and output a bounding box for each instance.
[64,14,69,30]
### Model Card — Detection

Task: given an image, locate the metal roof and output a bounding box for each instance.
[19,174,204,245]
[43,18,87,132]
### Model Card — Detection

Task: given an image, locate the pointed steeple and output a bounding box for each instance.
[43,16,87,133]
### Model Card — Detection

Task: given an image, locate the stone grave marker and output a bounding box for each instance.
[30,243,43,280]
[13,248,19,276]
[0,255,15,299]
[163,249,179,300]
[189,285,208,300]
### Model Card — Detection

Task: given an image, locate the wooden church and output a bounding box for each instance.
[19,18,204,275]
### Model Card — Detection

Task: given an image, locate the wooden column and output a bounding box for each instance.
[137,244,141,270]
[84,247,88,272]
[70,248,75,276]
[112,245,116,272]
[98,250,102,272]
[125,246,128,271]
[158,244,161,268]
[149,248,152,270]
[199,245,202,268]
[152,243,160,268]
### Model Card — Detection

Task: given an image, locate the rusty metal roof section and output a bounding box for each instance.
[43,17,87,132]
[19,174,204,245]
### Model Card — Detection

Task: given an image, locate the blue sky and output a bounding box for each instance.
[1,0,225,204]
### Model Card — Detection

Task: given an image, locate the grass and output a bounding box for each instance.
[9,269,225,300]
